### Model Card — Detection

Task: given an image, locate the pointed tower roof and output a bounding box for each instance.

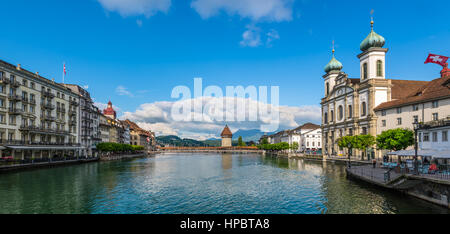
[221,125,233,138]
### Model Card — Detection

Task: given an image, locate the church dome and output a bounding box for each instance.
[360,21,385,51]
[324,51,343,73]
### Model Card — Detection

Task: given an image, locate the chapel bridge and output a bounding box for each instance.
[157,146,262,153]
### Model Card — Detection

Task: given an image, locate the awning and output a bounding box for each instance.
[387,149,450,159]
[5,146,83,150]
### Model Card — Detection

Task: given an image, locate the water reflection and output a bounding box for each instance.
[0,153,448,214]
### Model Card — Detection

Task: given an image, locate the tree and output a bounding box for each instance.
[337,136,357,159]
[355,135,376,160]
[377,128,414,152]
[238,136,246,147]
[290,142,299,151]
[261,138,269,145]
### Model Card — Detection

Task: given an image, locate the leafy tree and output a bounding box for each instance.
[238,136,246,147]
[355,135,376,160]
[377,128,414,152]
[261,138,269,145]
[290,142,299,151]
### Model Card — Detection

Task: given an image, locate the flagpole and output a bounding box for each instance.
[63,62,65,85]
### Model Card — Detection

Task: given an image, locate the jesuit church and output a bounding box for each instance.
[321,19,444,159]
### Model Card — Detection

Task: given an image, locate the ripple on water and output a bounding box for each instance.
[0,153,448,214]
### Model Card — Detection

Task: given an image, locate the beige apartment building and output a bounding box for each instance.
[0,60,81,160]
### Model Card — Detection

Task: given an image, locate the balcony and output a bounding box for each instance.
[8,107,23,115]
[41,90,55,98]
[0,78,10,84]
[22,98,36,105]
[0,139,81,146]
[40,114,56,121]
[11,80,21,87]
[68,110,77,116]
[69,100,79,106]
[69,120,77,126]
[41,103,55,110]
[19,125,70,135]
[8,94,22,101]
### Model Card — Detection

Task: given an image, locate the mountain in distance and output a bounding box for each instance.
[232,129,276,142]
[156,135,207,147]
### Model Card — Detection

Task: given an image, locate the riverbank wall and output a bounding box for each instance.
[99,152,153,161]
[0,157,99,173]
[346,166,450,209]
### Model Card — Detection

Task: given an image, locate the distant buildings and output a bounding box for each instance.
[259,123,322,152]
[0,59,155,160]
[221,125,232,147]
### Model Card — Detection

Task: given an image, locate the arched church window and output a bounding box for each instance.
[377,60,383,77]
[326,83,330,96]
[324,113,328,124]
[330,110,334,122]
[363,63,368,80]
[361,102,367,116]
[338,105,343,120]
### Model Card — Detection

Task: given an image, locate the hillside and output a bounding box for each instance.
[232,129,275,142]
[156,135,207,147]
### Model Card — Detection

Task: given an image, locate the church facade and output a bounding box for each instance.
[321,20,438,159]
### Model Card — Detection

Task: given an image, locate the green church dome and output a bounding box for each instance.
[324,50,343,73]
[360,21,385,51]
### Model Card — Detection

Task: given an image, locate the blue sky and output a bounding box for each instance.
[1,0,449,139]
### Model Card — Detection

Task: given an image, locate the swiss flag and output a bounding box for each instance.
[425,54,449,67]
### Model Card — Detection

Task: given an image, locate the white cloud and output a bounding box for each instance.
[191,0,294,22]
[240,26,280,48]
[266,29,280,47]
[240,25,262,47]
[119,96,321,140]
[116,85,134,97]
[97,0,171,17]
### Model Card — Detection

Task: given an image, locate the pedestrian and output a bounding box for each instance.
[372,159,376,168]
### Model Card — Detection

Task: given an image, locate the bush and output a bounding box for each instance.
[97,142,145,153]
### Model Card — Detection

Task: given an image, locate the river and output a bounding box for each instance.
[0,153,447,214]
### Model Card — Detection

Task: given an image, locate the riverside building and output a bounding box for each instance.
[64,84,99,157]
[0,60,82,160]
[321,19,450,160]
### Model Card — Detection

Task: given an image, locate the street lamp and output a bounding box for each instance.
[413,119,420,175]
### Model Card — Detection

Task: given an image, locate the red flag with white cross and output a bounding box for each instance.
[424,54,449,67]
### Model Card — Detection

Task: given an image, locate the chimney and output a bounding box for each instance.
[35,72,39,76]
[16,64,21,70]
[441,63,450,78]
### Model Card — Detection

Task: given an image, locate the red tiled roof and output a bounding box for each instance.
[221,125,233,137]
[390,80,430,100]
[375,77,450,111]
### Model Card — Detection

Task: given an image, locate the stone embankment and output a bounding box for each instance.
[347,165,450,209]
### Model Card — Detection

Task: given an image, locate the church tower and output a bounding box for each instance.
[358,18,387,81]
[103,101,117,119]
[323,44,343,97]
